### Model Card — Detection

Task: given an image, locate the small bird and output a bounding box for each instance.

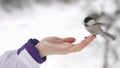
[84,16,116,40]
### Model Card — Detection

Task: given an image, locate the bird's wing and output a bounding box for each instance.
[94,22,105,26]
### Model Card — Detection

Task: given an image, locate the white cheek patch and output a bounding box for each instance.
[87,20,96,26]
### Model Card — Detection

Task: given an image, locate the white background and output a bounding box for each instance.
[0,1,116,68]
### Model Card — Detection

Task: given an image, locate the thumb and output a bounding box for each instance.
[62,37,76,43]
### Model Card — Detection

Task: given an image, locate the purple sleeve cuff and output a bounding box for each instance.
[17,38,46,64]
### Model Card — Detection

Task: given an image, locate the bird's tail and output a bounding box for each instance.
[103,32,116,40]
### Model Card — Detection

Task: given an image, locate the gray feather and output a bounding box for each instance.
[94,22,105,26]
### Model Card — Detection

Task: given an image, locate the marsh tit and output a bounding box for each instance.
[84,16,116,40]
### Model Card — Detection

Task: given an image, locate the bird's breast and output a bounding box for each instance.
[85,25,103,35]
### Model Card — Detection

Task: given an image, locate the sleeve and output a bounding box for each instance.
[0,38,46,68]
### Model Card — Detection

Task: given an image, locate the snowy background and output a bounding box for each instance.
[0,0,120,68]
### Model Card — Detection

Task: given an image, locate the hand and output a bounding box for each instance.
[35,36,96,57]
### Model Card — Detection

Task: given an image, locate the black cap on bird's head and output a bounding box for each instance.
[84,16,94,23]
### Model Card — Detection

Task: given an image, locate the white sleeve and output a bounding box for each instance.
[0,38,46,68]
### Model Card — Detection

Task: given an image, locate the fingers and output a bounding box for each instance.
[62,37,76,43]
[66,36,96,53]
[80,36,96,47]
[77,35,96,49]
[43,36,76,43]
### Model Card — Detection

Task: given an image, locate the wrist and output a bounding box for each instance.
[18,38,46,64]
[35,42,46,58]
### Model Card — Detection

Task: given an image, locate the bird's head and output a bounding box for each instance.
[84,16,96,26]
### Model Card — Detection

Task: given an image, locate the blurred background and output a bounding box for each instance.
[0,0,120,68]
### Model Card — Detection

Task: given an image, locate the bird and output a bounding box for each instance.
[84,16,116,40]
